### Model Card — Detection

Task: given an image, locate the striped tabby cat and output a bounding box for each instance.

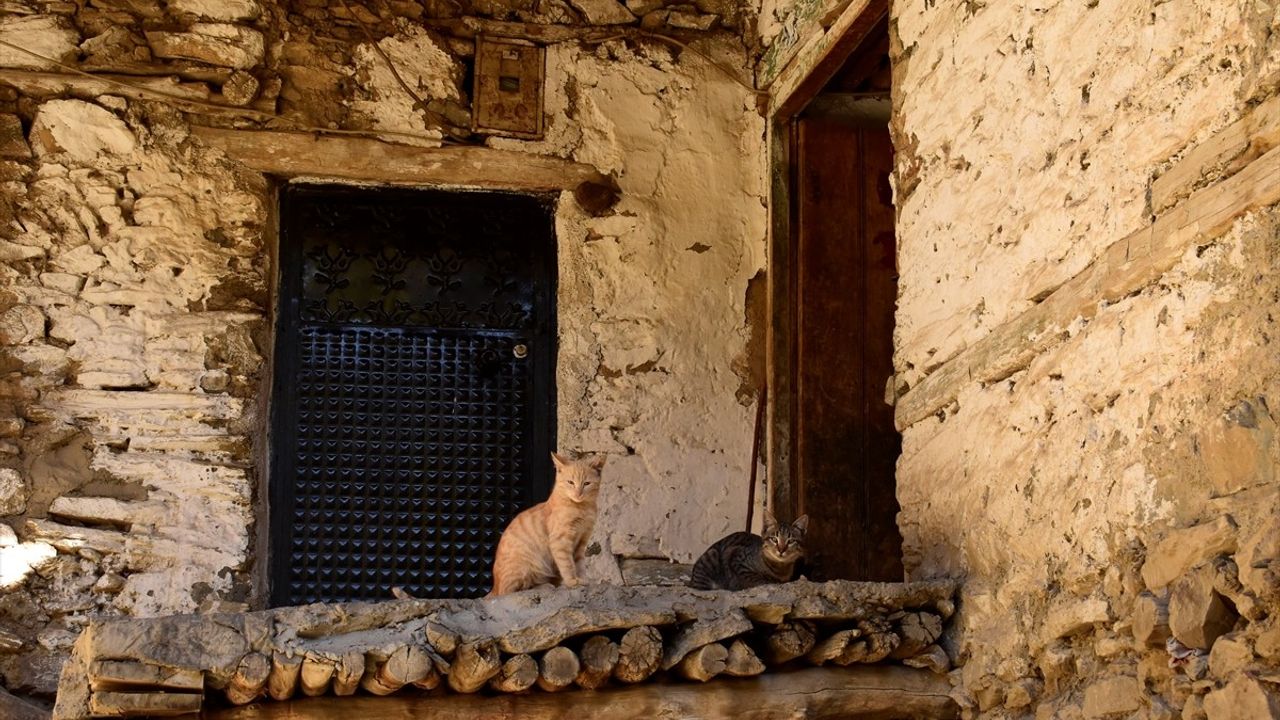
[688,512,809,590]
[487,452,606,597]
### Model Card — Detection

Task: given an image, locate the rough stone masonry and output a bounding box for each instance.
[0,0,767,705]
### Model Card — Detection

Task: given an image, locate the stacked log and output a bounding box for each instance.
[51,579,957,720]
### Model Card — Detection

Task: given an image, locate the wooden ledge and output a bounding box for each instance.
[51,580,959,719]
[191,127,620,211]
[203,666,959,720]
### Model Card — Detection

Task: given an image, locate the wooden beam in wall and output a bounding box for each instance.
[894,116,1280,430]
[763,0,888,119]
[191,127,616,194]
[1151,93,1280,214]
[203,666,959,720]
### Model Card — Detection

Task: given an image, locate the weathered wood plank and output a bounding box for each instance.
[895,143,1280,430]
[88,661,203,693]
[1152,94,1280,214]
[763,0,887,118]
[203,666,960,719]
[190,127,615,195]
[87,691,202,717]
[660,609,753,670]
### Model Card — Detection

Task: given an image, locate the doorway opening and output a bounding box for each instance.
[269,185,557,605]
[770,11,903,582]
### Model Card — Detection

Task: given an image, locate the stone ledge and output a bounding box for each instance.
[51,579,959,719]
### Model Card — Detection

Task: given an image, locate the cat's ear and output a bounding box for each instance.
[763,509,778,532]
[792,514,810,535]
[587,454,607,471]
[551,452,570,470]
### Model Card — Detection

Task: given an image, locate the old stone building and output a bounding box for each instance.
[0,0,1276,716]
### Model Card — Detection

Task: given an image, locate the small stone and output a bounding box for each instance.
[145,23,265,69]
[39,272,85,295]
[1203,676,1280,719]
[36,626,78,651]
[1184,694,1208,720]
[1082,675,1141,719]
[640,9,669,28]
[78,547,103,562]
[1143,517,1238,591]
[200,369,230,393]
[624,0,662,13]
[1004,678,1042,709]
[166,0,263,21]
[1208,633,1253,678]
[0,468,26,516]
[94,572,126,594]
[1095,635,1131,658]
[1256,622,1280,660]
[1037,642,1075,693]
[0,523,15,547]
[1134,589,1171,647]
[566,0,635,23]
[1041,595,1110,648]
[665,9,717,28]
[1170,566,1239,650]
[0,305,46,345]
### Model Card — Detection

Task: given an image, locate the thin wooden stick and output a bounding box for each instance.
[746,384,767,532]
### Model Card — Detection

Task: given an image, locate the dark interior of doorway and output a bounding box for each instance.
[270,185,557,606]
[790,16,903,582]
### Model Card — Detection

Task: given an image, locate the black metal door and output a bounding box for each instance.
[270,185,556,605]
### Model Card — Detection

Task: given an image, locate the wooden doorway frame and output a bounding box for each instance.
[763,0,891,522]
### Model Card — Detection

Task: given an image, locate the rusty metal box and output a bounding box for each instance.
[472,36,546,139]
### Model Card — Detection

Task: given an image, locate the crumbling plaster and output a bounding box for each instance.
[879,0,1280,716]
[0,0,767,701]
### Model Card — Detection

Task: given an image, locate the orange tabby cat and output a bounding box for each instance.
[487,452,606,597]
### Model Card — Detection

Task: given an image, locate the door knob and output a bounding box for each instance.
[513,343,528,359]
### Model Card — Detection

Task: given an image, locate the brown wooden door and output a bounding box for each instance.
[792,113,903,581]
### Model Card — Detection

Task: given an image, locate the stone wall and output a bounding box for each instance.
[0,0,766,702]
[886,0,1280,718]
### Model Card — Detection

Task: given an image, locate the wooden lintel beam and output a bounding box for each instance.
[203,666,958,720]
[191,127,617,196]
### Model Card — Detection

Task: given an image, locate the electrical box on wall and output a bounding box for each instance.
[473,36,546,139]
